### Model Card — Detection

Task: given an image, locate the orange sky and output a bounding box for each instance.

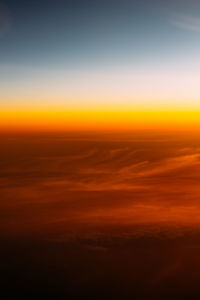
[1,109,200,132]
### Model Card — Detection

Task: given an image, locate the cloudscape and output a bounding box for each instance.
[2,1,200,299]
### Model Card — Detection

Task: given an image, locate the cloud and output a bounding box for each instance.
[171,13,200,32]
[41,152,200,192]
[139,154,200,177]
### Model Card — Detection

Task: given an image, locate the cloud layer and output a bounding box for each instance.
[171,13,200,32]
[1,132,200,238]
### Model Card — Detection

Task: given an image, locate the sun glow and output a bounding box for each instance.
[1,108,200,132]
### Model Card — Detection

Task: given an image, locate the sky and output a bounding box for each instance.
[1,0,200,129]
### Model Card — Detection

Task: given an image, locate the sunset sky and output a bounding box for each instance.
[3,2,200,298]
[1,0,200,130]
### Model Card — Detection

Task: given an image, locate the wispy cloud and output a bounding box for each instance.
[139,154,200,177]
[171,13,200,32]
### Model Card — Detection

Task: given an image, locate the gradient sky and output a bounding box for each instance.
[1,0,200,129]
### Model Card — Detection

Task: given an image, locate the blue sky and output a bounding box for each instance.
[1,0,200,110]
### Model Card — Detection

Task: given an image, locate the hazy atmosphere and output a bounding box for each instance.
[2,1,200,299]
